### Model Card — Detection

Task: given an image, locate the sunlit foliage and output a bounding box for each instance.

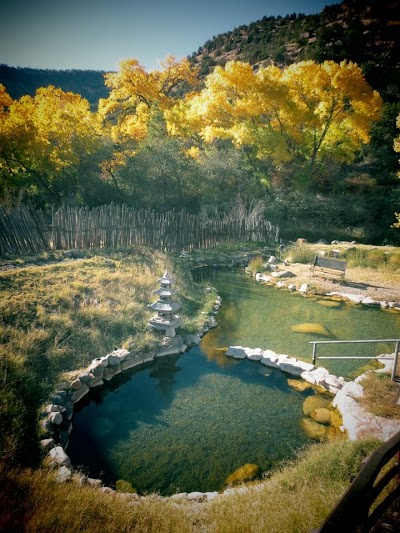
[167,60,382,186]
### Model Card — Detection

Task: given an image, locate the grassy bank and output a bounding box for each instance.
[0,244,398,532]
[0,439,381,532]
[283,243,400,271]
[0,247,215,468]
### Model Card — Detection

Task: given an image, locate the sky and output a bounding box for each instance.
[1,0,342,72]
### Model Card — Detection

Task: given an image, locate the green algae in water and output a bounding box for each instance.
[68,348,314,495]
[198,269,400,376]
[68,268,399,495]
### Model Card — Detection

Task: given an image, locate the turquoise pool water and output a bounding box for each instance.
[68,268,399,494]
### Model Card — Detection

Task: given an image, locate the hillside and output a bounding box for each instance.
[190,0,400,101]
[1,1,399,105]
[0,65,110,107]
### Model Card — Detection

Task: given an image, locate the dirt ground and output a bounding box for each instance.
[279,261,400,304]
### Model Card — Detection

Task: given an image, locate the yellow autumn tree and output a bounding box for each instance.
[282,60,382,173]
[99,56,199,142]
[98,56,199,182]
[167,60,382,185]
[392,113,400,229]
[0,86,104,204]
[0,84,12,114]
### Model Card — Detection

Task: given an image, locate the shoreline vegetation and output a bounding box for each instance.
[1,242,399,532]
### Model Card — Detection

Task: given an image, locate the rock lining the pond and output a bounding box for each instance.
[227,345,398,443]
[332,366,400,441]
[40,288,223,496]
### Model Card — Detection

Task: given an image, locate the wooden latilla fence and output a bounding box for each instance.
[0,204,48,256]
[0,203,279,256]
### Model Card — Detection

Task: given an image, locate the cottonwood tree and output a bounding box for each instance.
[0,85,104,206]
[167,60,382,188]
[98,56,199,190]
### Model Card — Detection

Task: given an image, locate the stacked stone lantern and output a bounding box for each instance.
[148,271,181,339]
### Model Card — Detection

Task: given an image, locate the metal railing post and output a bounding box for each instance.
[310,339,399,371]
[312,343,317,365]
[391,340,399,382]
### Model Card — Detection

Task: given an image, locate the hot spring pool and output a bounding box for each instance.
[68,268,399,494]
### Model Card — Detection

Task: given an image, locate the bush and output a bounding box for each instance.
[283,245,316,264]
[246,256,265,274]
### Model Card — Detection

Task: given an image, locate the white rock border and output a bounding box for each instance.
[226,345,398,442]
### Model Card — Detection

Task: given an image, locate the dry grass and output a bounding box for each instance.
[0,244,398,532]
[0,247,214,467]
[0,439,381,533]
[358,373,400,419]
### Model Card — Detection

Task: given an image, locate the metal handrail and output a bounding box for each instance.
[310,339,400,381]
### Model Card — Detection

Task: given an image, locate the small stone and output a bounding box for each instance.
[40,438,55,451]
[287,379,314,392]
[170,492,188,500]
[70,379,83,390]
[101,487,116,494]
[301,418,328,440]
[271,270,295,278]
[50,394,65,406]
[187,491,207,501]
[205,491,219,501]
[49,411,63,425]
[45,404,64,413]
[299,283,309,294]
[71,383,89,403]
[226,463,261,486]
[86,478,102,487]
[48,446,71,467]
[78,372,92,383]
[361,297,380,306]
[56,466,72,483]
[310,408,331,425]
[107,353,120,366]
[226,346,247,359]
[303,395,330,416]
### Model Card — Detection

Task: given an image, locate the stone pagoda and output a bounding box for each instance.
[148,271,181,339]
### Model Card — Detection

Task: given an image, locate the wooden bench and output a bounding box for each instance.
[310,255,346,281]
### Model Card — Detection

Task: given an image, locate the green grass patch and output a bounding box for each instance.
[283,244,316,264]
[246,255,265,274]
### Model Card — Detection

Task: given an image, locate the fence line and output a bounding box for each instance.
[0,205,49,256]
[0,203,279,256]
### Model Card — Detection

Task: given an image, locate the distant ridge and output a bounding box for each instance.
[0,65,110,107]
[1,0,399,104]
[190,0,400,101]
